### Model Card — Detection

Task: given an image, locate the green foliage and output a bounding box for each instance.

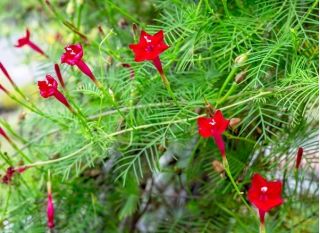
[0,0,318,232]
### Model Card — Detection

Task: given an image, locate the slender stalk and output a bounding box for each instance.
[223,158,255,214]
[24,143,93,168]
[219,66,238,98]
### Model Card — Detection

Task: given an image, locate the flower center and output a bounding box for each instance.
[261,186,268,193]
[209,119,216,126]
[66,47,76,55]
[145,45,154,52]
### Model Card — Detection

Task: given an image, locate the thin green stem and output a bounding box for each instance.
[24,142,93,168]
[219,66,238,98]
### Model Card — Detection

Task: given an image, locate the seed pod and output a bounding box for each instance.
[235,52,249,66]
[235,70,247,84]
[212,160,224,173]
[229,118,241,128]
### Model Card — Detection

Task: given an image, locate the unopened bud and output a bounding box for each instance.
[76,0,83,5]
[229,118,241,128]
[212,160,224,173]
[108,88,115,102]
[235,70,247,84]
[235,52,249,66]
[66,1,75,15]
[118,18,128,28]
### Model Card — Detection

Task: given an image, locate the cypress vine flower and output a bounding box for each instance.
[15,29,48,57]
[129,30,169,76]
[38,75,74,113]
[295,147,304,170]
[248,173,283,232]
[197,110,230,157]
[61,44,99,86]
[47,182,55,229]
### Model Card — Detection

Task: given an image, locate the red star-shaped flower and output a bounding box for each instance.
[197,110,230,157]
[129,30,169,62]
[61,44,98,86]
[15,29,47,57]
[248,173,283,224]
[38,75,73,112]
[61,44,83,65]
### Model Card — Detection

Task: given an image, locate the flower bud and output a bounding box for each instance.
[235,52,249,66]
[212,160,224,173]
[234,70,247,84]
[76,0,83,6]
[66,1,75,15]
[229,118,241,128]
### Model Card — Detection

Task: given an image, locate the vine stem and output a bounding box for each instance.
[223,158,256,216]
[24,142,93,168]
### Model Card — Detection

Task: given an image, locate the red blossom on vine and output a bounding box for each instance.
[129,30,169,75]
[61,44,98,85]
[248,173,283,224]
[38,75,73,112]
[15,29,48,57]
[197,110,230,157]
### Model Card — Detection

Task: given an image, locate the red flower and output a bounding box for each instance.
[15,29,48,58]
[197,110,230,157]
[47,182,55,229]
[129,30,169,75]
[1,166,28,184]
[61,44,98,85]
[248,173,283,224]
[295,147,303,169]
[38,75,73,112]
[0,127,12,143]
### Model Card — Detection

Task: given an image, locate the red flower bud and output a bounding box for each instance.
[0,84,9,95]
[197,110,230,157]
[0,127,12,143]
[295,147,304,169]
[47,182,55,229]
[15,29,48,58]
[1,166,28,184]
[54,64,65,89]
[0,62,16,87]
